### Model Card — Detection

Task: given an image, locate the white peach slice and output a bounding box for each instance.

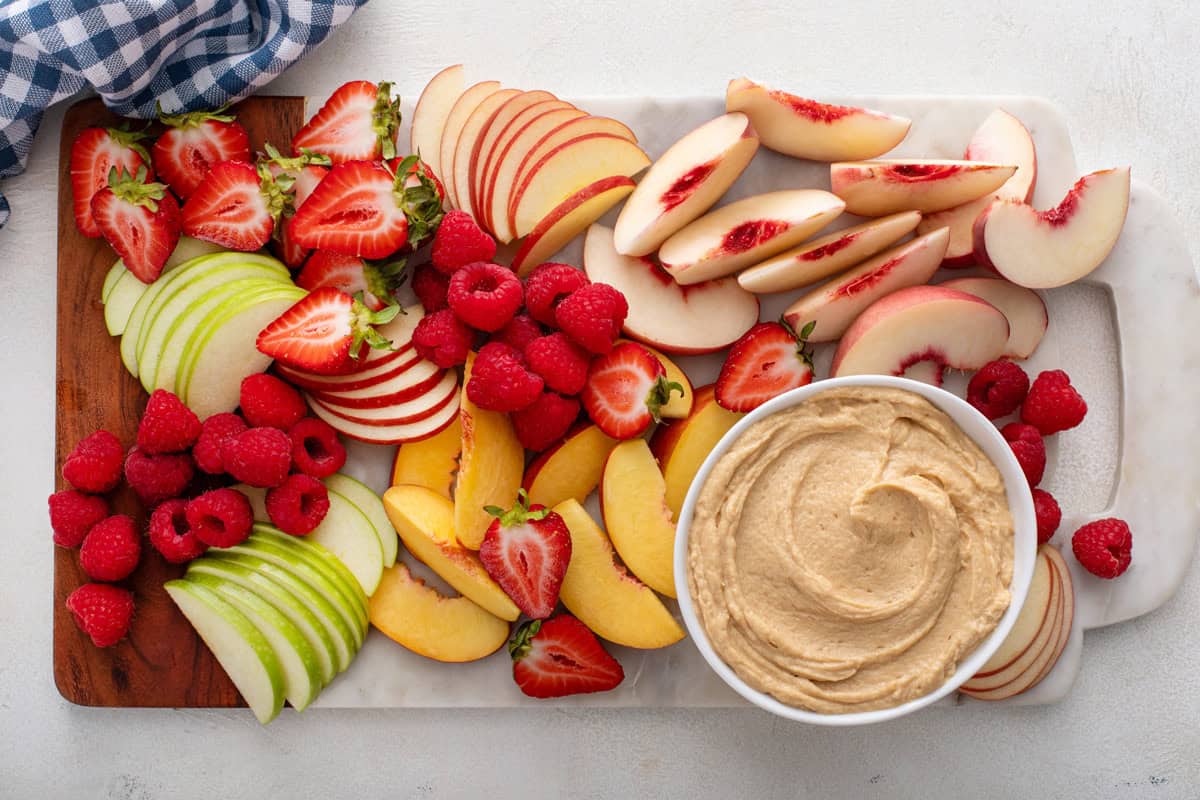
[582,224,759,355]
[450,87,520,218]
[508,134,650,239]
[831,159,1017,216]
[782,227,949,343]
[438,80,502,209]
[410,64,465,186]
[510,176,636,277]
[613,113,759,257]
[657,190,845,284]
[917,109,1038,266]
[738,210,921,294]
[939,277,1047,359]
[830,285,1009,381]
[973,167,1131,289]
[724,77,910,161]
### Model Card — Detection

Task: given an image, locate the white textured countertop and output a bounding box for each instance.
[2,1,1197,797]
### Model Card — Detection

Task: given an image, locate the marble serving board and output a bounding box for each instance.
[316,94,1199,710]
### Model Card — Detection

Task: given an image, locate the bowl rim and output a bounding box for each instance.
[672,375,1038,726]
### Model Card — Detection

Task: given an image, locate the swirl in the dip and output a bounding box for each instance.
[687,386,1013,714]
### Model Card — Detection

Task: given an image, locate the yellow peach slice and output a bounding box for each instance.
[455,353,524,549]
[368,561,510,663]
[554,499,685,649]
[616,339,693,419]
[523,424,618,508]
[390,414,462,498]
[600,439,677,597]
[649,385,743,519]
[384,485,520,621]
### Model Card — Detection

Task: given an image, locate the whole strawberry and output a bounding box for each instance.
[509,615,624,698]
[467,342,544,412]
[62,430,124,493]
[479,490,572,619]
[431,210,497,274]
[91,166,181,284]
[1072,518,1132,579]
[1021,370,1087,435]
[66,583,135,648]
[80,515,142,582]
[967,359,1030,420]
[137,389,201,454]
[1000,422,1046,487]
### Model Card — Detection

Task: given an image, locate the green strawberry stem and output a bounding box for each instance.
[107,165,168,212]
[646,376,685,424]
[156,102,238,128]
[348,300,402,359]
[372,81,402,161]
[508,619,543,661]
[484,488,550,528]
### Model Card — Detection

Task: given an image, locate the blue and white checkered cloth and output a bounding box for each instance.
[0,0,368,230]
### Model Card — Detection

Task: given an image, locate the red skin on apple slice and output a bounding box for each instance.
[313,360,445,409]
[308,388,460,445]
[467,89,557,215]
[312,370,460,427]
[510,175,635,277]
[411,64,466,186]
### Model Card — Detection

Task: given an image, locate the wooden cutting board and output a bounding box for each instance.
[54,95,305,708]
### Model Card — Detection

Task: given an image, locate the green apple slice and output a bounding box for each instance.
[324,474,399,568]
[201,550,357,673]
[186,571,323,711]
[164,579,285,724]
[164,236,227,267]
[101,259,126,303]
[251,525,369,618]
[144,275,289,393]
[178,285,306,418]
[104,270,149,336]
[306,487,384,597]
[186,556,339,686]
[220,537,366,649]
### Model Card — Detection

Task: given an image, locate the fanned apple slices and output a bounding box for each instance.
[411,68,651,253]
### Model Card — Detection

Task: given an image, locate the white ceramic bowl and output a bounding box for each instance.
[673,375,1037,726]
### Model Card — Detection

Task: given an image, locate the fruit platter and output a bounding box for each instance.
[52,68,1199,720]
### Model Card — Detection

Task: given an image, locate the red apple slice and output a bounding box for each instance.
[939,277,1047,359]
[830,285,1009,380]
[482,106,585,238]
[313,370,460,426]
[583,224,759,354]
[613,113,759,257]
[510,176,636,277]
[782,227,949,342]
[269,304,424,389]
[410,65,465,186]
[438,80,502,209]
[657,189,845,285]
[724,77,910,161]
[451,87,520,218]
[831,159,1017,216]
[277,346,421,392]
[1030,545,1074,686]
[738,210,922,294]
[476,99,575,219]
[309,388,460,445]
[973,167,1131,289]
[917,110,1038,267]
[466,90,557,214]
[507,134,649,239]
[313,359,443,409]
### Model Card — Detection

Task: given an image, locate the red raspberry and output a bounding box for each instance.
[412,262,450,312]
[220,427,292,488]
[524,262,589,327]
[447,262,523,332]
[1021,370,1087,435]
[1032,488,1061,545]
[966,359,1029,420]
[466,342,544,412]
[511,392,580,451]
[66,583,134,648]
[192,412,247,474]
[239,374,306,430]
[79,514,141,582]
[148,498,207,564]
[554,282,628,355]
[493,313,544,352]
[1000,422,1046,487]
[431,210,497,275]
[289,417,346,478]
[525,333,591,396]
[48,490,109,548]
[1071,517,1132,579]
[412,308,475,368]
[136,390,201,454]
[62,430,124,493]
[186,488,254,548]
[265,473,331,535]
[124,447,194,506]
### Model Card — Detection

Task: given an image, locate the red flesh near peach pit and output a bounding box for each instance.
[714,218,790,256]
[897,347,948,376]
[888,163,964,181]
[830,255,904,298]
[768,90,856,123]
[660,159,719,212]
[1041,182,1083,226]
[800,231,861,261]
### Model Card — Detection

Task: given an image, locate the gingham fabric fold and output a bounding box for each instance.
[0,0,367,230]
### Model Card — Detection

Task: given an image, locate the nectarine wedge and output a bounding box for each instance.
[601,439,678,597]
[390,413,462,498]
[650,385,742,519]
[523,423,619,508]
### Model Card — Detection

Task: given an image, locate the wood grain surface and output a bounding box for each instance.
[54,95,305,707]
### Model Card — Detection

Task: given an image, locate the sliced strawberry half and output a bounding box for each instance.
[292,80,401,164]
[151,105,251,199]
[479,490,572,619]
[181,160,279,251]
[91,166,181,284]
[70,126,153,237]
[256,286,400,374]
[714,321,815,413]
[295,250,407,311]
[510,615,625,699]
[580,341,681,439]
[260,144,332,267]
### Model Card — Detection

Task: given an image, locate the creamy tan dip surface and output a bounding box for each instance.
[687,386,1014,714]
